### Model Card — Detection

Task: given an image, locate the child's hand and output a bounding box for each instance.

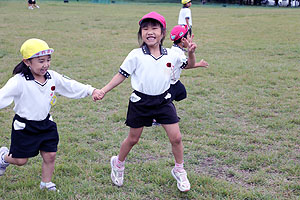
[92,89,106,101]
[183,37,197,53]
[199,59,209,68]
[189,42,197,53]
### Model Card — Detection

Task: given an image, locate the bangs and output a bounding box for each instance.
[140,19,163,29]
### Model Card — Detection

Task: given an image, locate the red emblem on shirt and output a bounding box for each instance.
[166,63,172,68]
[51,86,55,91]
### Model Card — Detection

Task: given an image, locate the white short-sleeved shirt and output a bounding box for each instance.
[170,45,187,84]
[119,45,187,96]
[178,7,192,26]
[0,69,95,121]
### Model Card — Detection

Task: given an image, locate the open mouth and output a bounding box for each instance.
[40,68,48,74]
[146,36,156,41]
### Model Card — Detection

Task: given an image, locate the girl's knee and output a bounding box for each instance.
[14,158,28,166]
[170,134,182,145]
[129,137,140,146]
[48,152,56,159]
[42,152,56,163]
[47,152,56,160]
[126,135,140,146]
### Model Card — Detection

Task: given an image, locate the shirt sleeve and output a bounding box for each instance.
[185,9,191,19]
[171,48,188,69]
[51,71,95,99]
[179,53,188,69]
[0,76,20,109]
[119,49,137,77]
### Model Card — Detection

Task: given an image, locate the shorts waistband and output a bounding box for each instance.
[14,114,51,123]
[133,90,169,99]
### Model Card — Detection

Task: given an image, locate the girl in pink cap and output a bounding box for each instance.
[96,12,195,192]
[169,25,209,102]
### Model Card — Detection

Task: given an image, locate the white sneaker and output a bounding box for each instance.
[0,147,9,176]
[28,6,33,9]
[110,156,124,186]
[40,182,58,192]
[171,168,190,192]
[35,5,40,8]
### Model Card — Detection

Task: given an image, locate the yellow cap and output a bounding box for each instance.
[181,0,191,4]
[20,38,54,59]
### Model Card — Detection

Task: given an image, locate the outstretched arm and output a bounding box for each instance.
[96,73,126,100]
[194,59,209,68]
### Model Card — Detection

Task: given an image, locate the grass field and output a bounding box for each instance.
[0,1,300,199]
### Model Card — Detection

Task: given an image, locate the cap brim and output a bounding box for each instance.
[29,48,54,59]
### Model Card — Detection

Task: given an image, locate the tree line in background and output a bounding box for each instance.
[66,0,298,6]
[107,0,292,6]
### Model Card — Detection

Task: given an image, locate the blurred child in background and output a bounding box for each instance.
[178,0,193,36]
[28,0,39,9]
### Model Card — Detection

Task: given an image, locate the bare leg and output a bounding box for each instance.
[162,123,184,164]
[5,154,28,166]
[40,151,56,183]
[118,127,143,161]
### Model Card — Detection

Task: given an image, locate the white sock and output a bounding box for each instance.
[174,161,184,172]
[116,155,125,168]
[40,181,47,187]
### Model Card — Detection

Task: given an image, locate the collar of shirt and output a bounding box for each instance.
[173,44,187,52]
[24,70,52,81]
[142,44,168,56]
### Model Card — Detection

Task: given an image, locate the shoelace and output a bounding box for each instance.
[178,172,187,182]
[117,171,123,178]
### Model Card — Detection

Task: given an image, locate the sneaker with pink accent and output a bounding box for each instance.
[110,156,124,186]
[171,168,190,192]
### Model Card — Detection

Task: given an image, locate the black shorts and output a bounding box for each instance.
[9,114,59,158]
[169,80,187,102]
[28,0,36,4]
[125,91,179,128]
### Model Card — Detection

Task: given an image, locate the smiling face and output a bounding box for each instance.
[138,19,166,48]
[24,55,51,80]
[141,23,163,48]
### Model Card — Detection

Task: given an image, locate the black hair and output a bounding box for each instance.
[173,31,188,45]
[13,60,30,75]
[137,18,166,47]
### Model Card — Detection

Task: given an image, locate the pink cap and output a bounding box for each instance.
[139,12,166,29]
[170,25,189,41]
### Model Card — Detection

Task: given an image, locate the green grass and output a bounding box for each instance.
[1,1,300,199]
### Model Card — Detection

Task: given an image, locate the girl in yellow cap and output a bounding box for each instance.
[0,38,102,191]
[178,0,193,36]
